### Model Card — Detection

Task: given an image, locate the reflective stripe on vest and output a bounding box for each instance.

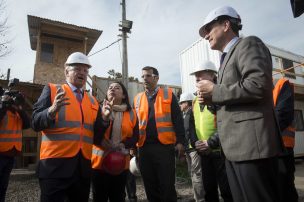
[134,88,176,147]
[0,111,23,152]
[40,83,98,160]
[273,78,295,148]
[91,109,136,170]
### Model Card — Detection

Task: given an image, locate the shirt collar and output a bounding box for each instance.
[223,36,239,53]
[66,81,83,93]
[145,86,159,99]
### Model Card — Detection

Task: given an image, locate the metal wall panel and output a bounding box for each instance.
[179,38,220,94]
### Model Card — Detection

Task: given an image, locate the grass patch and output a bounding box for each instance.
[176,159,191,185]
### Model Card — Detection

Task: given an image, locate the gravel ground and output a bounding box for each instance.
[5,173,194,202]
[6,171,304,202]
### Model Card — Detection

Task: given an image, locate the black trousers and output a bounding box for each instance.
[200,152,233,202]
[278,149,298,202]
[225,157,280,202]
[125,170,137,201]
[92,170,127,202]
[0,156,14,202]
[139,143,177,202]
[39,174,90,202]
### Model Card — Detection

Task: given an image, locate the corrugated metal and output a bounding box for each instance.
[294,132,304,157]
[270,45,304,86]
[295,101,304,157]
[179,38,220,94]
[268,44,304,64]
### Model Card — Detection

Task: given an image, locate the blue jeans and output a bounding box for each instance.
[0,155,14,202]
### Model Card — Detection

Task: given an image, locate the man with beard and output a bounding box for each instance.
[134,66,185,202]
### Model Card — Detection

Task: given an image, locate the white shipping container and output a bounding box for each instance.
[179,38,220,94]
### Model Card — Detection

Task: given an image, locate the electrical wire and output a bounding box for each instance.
[273,63,304,76]
[117,36,123,65]
[88,38,122,57]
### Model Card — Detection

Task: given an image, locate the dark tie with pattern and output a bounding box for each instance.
[75,89,84,122]
[220,52,227,67]
[75,89,82,103]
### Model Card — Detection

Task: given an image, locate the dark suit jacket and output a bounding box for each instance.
[32,84,108,179]
[212,36,283,161]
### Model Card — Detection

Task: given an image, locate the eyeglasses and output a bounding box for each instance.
[141,74,158,79]
[68,66,89,74]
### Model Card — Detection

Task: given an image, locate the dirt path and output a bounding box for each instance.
[6,159,304,201]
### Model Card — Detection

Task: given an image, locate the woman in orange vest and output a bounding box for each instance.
[91,82,138,202]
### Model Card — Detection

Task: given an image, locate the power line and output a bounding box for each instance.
[88,38,122,57]
[117,37,123,65]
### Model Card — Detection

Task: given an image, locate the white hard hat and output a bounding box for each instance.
[65,52,91,68]
[179,92,195,103]
[190,60,217,75]
[129,157,141,176]
[199,6,241,38]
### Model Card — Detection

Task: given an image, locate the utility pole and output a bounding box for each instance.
[6,68,10,80]
[119,0,132,89]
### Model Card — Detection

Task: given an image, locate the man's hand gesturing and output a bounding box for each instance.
[48,88,70,119]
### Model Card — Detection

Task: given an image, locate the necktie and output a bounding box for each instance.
[75,89,84,123]
[75,89,82,103]
[220,52,227,67]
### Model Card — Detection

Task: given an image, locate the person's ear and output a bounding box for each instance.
[223,20,230,33]
[64,66,69,77]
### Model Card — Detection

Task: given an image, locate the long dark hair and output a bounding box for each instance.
[106,81,131,111]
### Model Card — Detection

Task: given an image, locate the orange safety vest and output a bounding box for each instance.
[0,111,23,152]
[91,109,137,170]
[134,87,176,147]
[40,83,99,160]
[273,78,295,148]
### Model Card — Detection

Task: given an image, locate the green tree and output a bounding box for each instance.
[107,69,138,81]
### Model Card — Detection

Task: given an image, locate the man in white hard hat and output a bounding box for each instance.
[190,61,233,202]
[196,6,283,202]
[179,92,205,202]
[32,52,112,202]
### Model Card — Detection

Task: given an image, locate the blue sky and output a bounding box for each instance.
[0,0,303,86]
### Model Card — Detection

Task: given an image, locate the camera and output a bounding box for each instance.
[0,78,25,109]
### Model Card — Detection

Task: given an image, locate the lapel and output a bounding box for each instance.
[218,38,242,84]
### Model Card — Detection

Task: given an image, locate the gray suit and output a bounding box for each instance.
[212,36,283,202]
[212,36,283,162]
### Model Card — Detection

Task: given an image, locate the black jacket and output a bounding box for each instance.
[274,81,294,132]
[183,107,195,151]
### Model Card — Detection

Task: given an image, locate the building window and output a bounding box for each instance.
[282,58,296,79]
[272,56,280,69]
[294,110,304,131]
[40,43,54,63]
